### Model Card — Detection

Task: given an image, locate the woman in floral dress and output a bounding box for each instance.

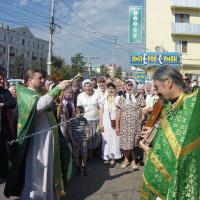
[116,80,145,170]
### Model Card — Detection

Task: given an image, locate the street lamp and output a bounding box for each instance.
[93,31,117,78]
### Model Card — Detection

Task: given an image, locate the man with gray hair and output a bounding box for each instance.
[140,66,200,200]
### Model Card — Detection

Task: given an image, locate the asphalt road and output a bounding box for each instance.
[0,160,143,200]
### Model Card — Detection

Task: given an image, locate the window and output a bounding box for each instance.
[3,47,6,53]
[37,43,39,49]
[28,41,30,47]
[33,42,35,48]
[175,14,189,23]
[175,41,188,53]
[4,35,6,41]
[22,39,25,45]
[27,51,30,57]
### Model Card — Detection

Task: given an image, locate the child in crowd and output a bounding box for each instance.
[68,106,89,176]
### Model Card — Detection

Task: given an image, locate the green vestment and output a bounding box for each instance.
[4,84,72,198]
[141,89,200,200]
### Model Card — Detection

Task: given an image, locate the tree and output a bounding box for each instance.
[114,66,122,79]
[31,58,47,71]
[100,64,110,76]
[52,56,65,69]
[13,55,26,78]
[71,53,86,76]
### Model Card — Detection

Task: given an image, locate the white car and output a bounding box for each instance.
[7,79,24,86]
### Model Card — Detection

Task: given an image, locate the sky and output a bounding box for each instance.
[0,0,145,70]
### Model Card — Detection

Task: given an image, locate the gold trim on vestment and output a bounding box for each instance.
[29,95,38,110]
[143,175,164,199]
[170,89,198,111]
[161,110,181,160]
[180,137,200,158]
[141,190,150,200]
[150,151,171,182]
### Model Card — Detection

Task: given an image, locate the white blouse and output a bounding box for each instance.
[77,91,99,121]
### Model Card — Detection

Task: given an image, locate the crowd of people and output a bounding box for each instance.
[0,66,199,200]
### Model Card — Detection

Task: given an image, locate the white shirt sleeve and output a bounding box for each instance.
[36,94,54,112]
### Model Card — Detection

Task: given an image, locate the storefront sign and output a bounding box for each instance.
[129,6,143,44]
[130,52,181,66]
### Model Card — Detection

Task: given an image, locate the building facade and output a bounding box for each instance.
[0,25,48,78]
[146,0,200,80]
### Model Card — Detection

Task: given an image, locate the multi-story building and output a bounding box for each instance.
[146,0,200,80]
[0,24,48,78]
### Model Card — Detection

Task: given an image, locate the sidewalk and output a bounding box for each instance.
[62,160,143,200]
[0,160,143,200]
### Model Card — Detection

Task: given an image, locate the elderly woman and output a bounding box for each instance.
[77,79,100,160]
[145,81,154,105]
[116,80,145,170]
[99,83,121,166]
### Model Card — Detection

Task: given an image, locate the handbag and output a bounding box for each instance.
[109,113,116,128]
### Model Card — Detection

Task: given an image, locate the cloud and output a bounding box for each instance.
[19,0,28,6]
[53,0,134,66]
[50,0,144,68]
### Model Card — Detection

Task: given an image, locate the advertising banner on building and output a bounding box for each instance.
[129,6,143,44]
[130,52,181,67]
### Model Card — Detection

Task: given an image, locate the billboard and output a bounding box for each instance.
[130,52,181,67]
[129,6,143,44]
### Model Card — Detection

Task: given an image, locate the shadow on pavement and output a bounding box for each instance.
[62,159,133,200]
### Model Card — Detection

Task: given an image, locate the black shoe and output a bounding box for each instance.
[75,167,81,176]
[139,161,145,166]
[82,166,88,176]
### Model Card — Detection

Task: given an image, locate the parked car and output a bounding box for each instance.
[7,79,24,86]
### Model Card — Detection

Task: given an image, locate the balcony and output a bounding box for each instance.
[171,0,200,9]
[171,23,200,36]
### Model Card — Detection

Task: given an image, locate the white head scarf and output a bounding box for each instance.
[127,79,137,94]
[145,81,154,96]
[82,79,92,87]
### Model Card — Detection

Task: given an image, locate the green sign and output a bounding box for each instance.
[129,6,143,44]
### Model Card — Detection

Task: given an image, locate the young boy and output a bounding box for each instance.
[68,106,89,176]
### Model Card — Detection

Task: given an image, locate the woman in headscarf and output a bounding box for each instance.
[77,79,100,160]
[144,81,154,105]
[116,80,145,170]
[99,83,121,166]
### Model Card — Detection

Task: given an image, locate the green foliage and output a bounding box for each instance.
[12,55,25,78]
[71,53,86,76]
[52,56,65,69]
[114,66,122,79]
[50,53,86,80]
[31,58,46,71]
[100,64,110,76]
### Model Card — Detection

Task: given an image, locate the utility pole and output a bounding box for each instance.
[93,32,117,78]
[7,43,10,79]
[111,36,117,78]
[47,0,55,76]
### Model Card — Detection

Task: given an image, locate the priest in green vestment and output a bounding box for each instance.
[4,69,72,199]
[140,66,200,200]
